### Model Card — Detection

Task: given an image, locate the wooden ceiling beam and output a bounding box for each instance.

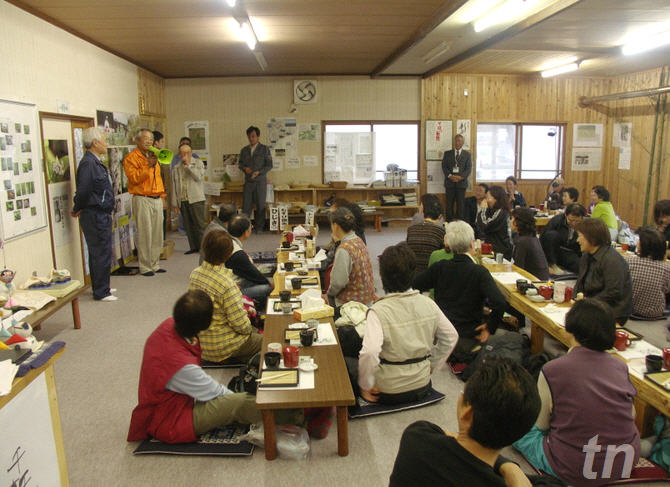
[370,0,469,78]
[421,0,583,79]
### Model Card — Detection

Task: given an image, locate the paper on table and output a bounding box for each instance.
[0,359,19,396]
[260,360,315,390]
[315,322,337,346]
[540,305,571,327]
[482,257,512,265]
[490,272,528,285]
[12,291,56,310]
[613,339,661,361]
[266,298,300,315]
[312,249,327,261]
[288,251,306,261]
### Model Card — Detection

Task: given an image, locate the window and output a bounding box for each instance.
[476,123,563,182]
[324,121,419,183]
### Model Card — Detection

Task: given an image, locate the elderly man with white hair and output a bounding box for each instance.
[72,127,117,301]
[413,220,506,363]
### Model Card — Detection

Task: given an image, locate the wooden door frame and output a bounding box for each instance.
[38,111,94,283]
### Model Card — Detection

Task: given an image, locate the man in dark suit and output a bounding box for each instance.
[72,127,117,301]
[442,134,472,221]
[238,126,272,232]
[540,203,586,274]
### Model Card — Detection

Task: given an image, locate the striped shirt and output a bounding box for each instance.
[406,221,446,273]
[188,262,252,361]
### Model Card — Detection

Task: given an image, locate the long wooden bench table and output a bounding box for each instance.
[482,261,670,434]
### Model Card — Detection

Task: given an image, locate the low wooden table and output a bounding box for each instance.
[482,261,670,435]
[255,314,355,460]
[24,283,90,331]
[271,247,321,296]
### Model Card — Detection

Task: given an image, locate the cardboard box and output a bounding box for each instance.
[160,239,175,260]
[293,305,334,321]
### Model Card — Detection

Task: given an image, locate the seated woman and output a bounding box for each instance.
[326,207,375,307]
[589,185,618,238]
[357,243,458,404]
[414,220,506,364]
[406,194,445,273]
[505,176,526,208]
[476,185,512,260]
[189,230,262,363]
[574,218,632,325]
[514,299,640,486]
[654,199,670,247]
[625,227,670,319]
[511,207,550,281]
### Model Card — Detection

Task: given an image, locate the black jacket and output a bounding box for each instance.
[73,151,114,213]
[413,254,506,338]
[476,208,512,260]
[574,245,633,324]
[441,149,472,189]
[541,213,580,253]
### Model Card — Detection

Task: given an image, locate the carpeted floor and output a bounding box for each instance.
[34,226,669,487]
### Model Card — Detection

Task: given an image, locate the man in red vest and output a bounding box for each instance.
[127,290,300,444]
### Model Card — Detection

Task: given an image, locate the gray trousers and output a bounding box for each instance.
[242,178,266,231]
[181,200,206,251]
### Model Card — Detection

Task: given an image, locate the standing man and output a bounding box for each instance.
[442,134,471,221]
[238,126,272,232]
[152,131,170,240]
[171,143,206,255]
[72,127,117,301]
[123,129,165,276]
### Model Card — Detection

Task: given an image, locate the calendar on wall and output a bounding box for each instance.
[0,99,48,241]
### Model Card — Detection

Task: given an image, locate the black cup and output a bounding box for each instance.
[300,329,315,347]
[291,278,302,290]
[646,354,663,373]
[516,279,529,292]
[281,241,291,248]
[279,290,291,302]
[284,262,294,271]
[264,352,281,369]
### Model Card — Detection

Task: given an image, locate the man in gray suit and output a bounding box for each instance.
[239,126,272,232]
[441,134,472,221]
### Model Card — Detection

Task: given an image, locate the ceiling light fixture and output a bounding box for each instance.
[621,29,670,56]
[226,0,236,7]
[239,21,258,50]
[422,41,451,64]
[253,51,268,71]
[541,61,579,78]
[473,0,538,33]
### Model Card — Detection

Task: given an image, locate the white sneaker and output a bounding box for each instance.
[110,288,117,293]
[101,295,118,302]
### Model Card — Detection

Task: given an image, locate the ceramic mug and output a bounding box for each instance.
[646,354,663,373]
[614,330,632,351]
[481,243,493,255]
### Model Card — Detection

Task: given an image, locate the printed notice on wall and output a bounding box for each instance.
[573,123,603,147]
[613,122,632,148]
[571,147,602,171]
[618,147,631,170]
[456,120,471,150]
[302,155,318,167]
[426,160,444,194]
[425,120,453,160]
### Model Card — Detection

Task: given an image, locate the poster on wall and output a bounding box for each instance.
[426,160,444,194]
[0,99,48,241]
[49,182,73,248]
[323,132,375,184]
[267,118,297,171]
[571,147,602,171]
[298,123,320,141]
[456,119,471,150]
[425,120,453,160]
[618,147,631,170]
[613,122,632,148]
[573,123,603,147]
[97,109,139,270]
[45,139,71,183]
[184,120,209,162]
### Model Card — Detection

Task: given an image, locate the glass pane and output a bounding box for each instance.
[373,124,419,174]
[520,125,561,180]
[325,124,370,133]
[475,124,515,182]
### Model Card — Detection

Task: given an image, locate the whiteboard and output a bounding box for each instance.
[323,132,375,184]
[0,99,48,241]
[0,373,61,486]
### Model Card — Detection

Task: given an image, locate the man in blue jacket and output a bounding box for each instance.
[72,127,117,301]
[239,126,272,232]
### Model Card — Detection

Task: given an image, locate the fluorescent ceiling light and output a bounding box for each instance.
[422,41,451,64]
[226,0,236,6]
[456,0,504,24]
[541,62,579,78]
[538,56,578,72]
[239,21,257,50]
[474,0,538,33]
[253,51,268,71]
[621,29,670,56]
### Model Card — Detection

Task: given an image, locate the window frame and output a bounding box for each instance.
[322,120,420,184]
[475,122,566,183]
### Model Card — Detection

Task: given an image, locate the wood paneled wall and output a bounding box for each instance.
[422,68,670,227]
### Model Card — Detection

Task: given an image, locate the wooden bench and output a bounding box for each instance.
[25,283,90,331]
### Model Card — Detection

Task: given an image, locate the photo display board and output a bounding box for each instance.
[0,99,48,241]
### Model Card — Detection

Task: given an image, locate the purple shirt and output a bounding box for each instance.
[543,347,640,486]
